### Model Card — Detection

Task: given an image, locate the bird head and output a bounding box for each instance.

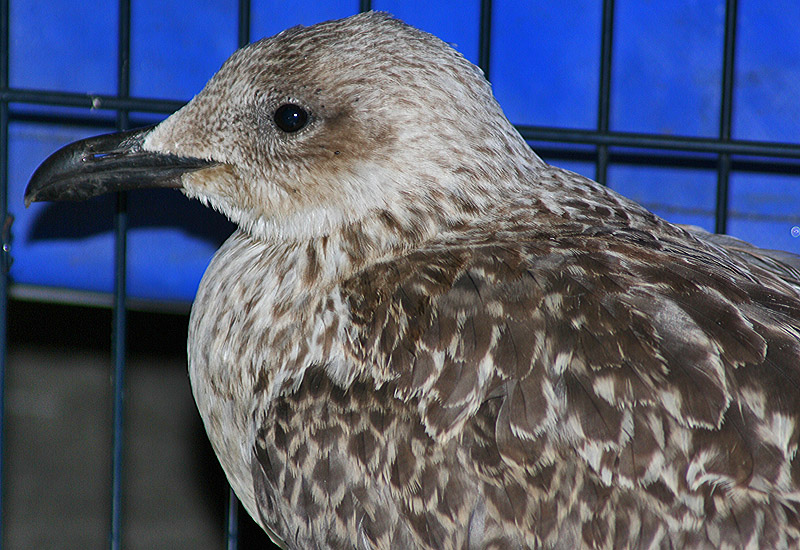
[25,12,538,243]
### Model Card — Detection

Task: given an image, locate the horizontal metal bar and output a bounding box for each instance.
[8,110,159,131]
[533,145,800,175]
[0,87,185,115]
[518,126,800,160]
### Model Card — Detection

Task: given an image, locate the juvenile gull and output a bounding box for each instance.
[25,11,800,549]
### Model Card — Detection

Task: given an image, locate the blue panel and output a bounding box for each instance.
[131,0,239,100]
[491,0,601,129]
[127,190,234,303]
[734,0,800,143]
[10,122,117,294]
[251,0,357,40]
[10,0,118,94]
[611,0,725,137]
[608,165,717,231]
[372,0,480,65]
[729,173,800,254]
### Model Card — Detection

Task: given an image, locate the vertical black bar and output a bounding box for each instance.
[478,0,493,80]
[110,1,131,549]
[0,0,9,546]
[226,486,239,550]
[238,0,251,47]
[716,0,737,234]
[596,0,615,186]
[359,0,372,13]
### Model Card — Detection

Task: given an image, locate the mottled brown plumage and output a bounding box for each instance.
[25,11,800,549]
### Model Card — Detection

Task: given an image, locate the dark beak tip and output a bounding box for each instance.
[20,125,214,205]
[24,187,46,207]
[24,171,45,207]
[24,173,46,207]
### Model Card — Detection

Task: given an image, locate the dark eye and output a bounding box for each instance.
[273,103,309,133]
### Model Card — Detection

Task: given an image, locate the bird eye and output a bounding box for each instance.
[273,104,309,133]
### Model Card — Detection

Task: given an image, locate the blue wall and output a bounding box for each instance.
[9,0,800,304]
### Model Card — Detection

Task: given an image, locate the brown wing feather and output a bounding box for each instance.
[341,228,800,547]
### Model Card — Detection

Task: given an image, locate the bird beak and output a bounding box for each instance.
[24,125,218,207]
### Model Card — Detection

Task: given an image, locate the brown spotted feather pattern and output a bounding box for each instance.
[337,212,800,548]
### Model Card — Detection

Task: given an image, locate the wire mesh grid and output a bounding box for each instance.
[1,0,800,548]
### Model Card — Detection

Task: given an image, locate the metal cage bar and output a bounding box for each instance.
[478,0,493,79]
[0,0,9,548]
[596,0,615,186]
[109,0,133,548]
[715,0,738,234]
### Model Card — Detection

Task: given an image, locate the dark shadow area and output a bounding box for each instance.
[25,194,117,241]
[9,299,114,351]
[26,188,236,246]
[9,299,190,355]
[8,299,280,549]
[239,511,282,549]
